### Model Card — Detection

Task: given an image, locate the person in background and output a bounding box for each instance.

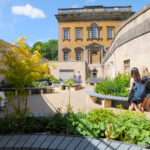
[141,67,150,111]
[76,71,82,83]
[127,67,143,112]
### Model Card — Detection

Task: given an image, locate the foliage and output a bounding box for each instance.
[95,73,130,97]
[105,111,150,146]
[31,40,58,60]
[0,37,51,116]
[0,107,149,146]
[0,114,49,133]
[64,79,76,85]
[32,81,48,87]
[49,77,60,82]
[47,108,66,133]
[31,41,43,53]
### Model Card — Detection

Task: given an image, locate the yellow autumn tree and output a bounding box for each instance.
[0,37,51,116]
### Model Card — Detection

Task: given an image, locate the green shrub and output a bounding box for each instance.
[49,77,60,82]
[0,114,49,133]
[95,73,130,97]
[64,79,76,85]
[105,111,150,146]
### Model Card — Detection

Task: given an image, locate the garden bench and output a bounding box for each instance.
[86,90,128,108]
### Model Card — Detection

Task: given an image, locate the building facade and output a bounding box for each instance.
[53,6,134,81]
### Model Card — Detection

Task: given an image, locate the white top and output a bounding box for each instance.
[0,92,6,107]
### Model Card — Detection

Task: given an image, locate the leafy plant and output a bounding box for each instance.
[105,110,150,146]
[32,81,47,87]
[95,73,130,97]
[49,77,60,82]
[64,79,76,85]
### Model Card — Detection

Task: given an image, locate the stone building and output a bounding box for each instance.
[102,4,150,78]
[51,5,134,81]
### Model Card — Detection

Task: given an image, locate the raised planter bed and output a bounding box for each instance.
[86,89,128,108]
[0,86,54,95]
[55,83,81,91]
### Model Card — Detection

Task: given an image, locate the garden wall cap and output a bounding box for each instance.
[0,134,149,150]
[86,89,128,101]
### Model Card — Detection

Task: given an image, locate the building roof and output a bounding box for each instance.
[55,5,135,22]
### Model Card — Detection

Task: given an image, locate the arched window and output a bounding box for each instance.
[91,24,97,38]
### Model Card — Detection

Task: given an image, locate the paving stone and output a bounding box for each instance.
[105,141,121,150]
[57,136,73,150]
[22,135,39,150]
[129,146,142,150]
[0,135,12,150]
[0,136,3,142]
[31,135,48,150]
[86,138,101,150]
[117,144,131,150]
[48,135,65,149]
[5,135,22,150]
[13,135,31,150]
[66,137,83,150]
[95,140,110,150]
[40,135,56,149]
[76,137,91,150]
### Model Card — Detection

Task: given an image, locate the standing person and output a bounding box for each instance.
[76,71,82,83]
[127,67,144,112]
[141,67,150,111]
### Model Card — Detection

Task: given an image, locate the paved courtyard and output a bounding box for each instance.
[26,84,150,119]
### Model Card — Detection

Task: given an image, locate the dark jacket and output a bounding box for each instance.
[142,76,150,94]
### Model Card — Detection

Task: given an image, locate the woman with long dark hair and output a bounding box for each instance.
[127,67,143,112]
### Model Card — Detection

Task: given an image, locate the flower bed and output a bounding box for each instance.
[95,73,130,97]
[0,108,149,146]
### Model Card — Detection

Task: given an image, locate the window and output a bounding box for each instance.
[76,29,82,39]
[91,24,97,38]
[76,51,81,61]
[107,28,113,38]
[88,29,91,39]
[124,59,130,73]
[98,29,101,38]
[64,29,69,39]
[64,52,69,61]
[87,24,102,39]
[92,51,97,55]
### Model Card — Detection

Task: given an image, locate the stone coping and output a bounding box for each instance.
[0,86,54,90]
[56,83,81,87]
[87,89,128,101]
[0,134,149,150]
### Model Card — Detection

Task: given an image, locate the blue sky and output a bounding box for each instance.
[0,0,150,47]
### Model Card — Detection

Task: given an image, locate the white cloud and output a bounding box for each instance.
[72,5,78,8]
[86,0,95,4]
[12,4,46,19]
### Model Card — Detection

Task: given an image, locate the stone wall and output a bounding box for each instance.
[49,61,86,81]
[103,4,150,78]
[58,21,124,62]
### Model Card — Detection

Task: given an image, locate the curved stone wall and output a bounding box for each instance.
[102,4,150,78]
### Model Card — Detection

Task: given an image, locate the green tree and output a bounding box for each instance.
[40,40,58,60]
[31,41,43,53]
[31,40,58,60]
[0,37,51,117]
